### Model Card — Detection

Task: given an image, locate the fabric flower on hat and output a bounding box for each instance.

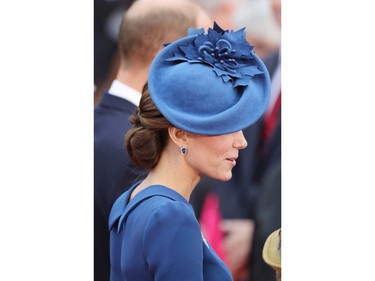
[165,22,263,88]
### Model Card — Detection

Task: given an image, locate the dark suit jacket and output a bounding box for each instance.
[94,92,146,281]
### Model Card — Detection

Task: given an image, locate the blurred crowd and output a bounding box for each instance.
[94,0,281,280]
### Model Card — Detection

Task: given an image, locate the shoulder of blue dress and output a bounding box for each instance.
[108,182,140,231]
[111,184,194,233]
[108,191,131,231]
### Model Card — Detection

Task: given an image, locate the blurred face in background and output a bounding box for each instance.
[271,0,281,27]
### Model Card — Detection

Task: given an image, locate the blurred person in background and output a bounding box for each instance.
[94,0,134,105]
[190,0,281,280]
[249,0,281,279]
[233,0,280,59]
[196,0,244,30]
[94,0,211,280]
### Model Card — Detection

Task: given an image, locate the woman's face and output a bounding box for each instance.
[185,131,248,181]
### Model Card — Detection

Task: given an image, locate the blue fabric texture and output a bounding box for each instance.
[148,22,271,135]
[109,184,233,281]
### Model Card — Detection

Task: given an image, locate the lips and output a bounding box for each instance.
[226,157,237,166]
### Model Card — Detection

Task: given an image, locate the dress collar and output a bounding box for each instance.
[109,183,191,233]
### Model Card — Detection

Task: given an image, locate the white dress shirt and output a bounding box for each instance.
[108,79,141,106]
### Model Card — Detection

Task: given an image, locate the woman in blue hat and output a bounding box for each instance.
[108,22,271,281]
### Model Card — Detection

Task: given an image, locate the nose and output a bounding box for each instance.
[233,130,247,150]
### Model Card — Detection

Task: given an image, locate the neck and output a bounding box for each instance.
[134,147,201,201]
[116,63,149,93]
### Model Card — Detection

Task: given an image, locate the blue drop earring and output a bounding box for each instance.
[180,146,187,155]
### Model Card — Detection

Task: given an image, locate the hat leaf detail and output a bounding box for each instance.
[165,22,263,88]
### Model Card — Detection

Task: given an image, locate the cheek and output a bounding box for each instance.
[189,141,230,170]
[195,140,229,159]
[210,141,231,156]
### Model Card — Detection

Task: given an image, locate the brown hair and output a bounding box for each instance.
[125,83,172,169]
[118,0,201,67]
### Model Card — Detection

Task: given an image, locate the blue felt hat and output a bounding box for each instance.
[148,22,271,136]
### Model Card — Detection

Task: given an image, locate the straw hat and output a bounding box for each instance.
[262,228,281,271]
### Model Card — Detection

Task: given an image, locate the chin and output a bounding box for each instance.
[203,169,233,182]
[222,175,233,182]
[213,172,233,182]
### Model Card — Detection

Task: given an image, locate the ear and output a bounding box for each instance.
[168,127,188,147]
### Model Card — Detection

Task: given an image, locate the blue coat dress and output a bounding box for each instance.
[109,183,233,281]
